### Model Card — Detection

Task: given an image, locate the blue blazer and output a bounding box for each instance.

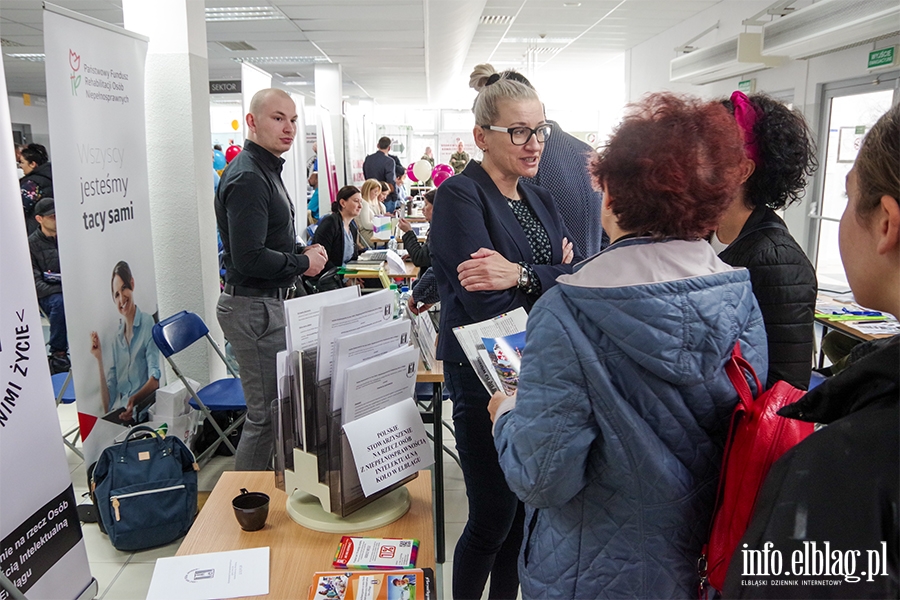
[431,160,579,362]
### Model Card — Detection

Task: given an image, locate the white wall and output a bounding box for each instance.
[625,0,900,249]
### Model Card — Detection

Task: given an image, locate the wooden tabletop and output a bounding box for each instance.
[416,359,444,383]
[815,293,898,342]
[177,471,434,598]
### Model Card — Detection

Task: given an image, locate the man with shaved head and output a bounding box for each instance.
[216,87,327,470]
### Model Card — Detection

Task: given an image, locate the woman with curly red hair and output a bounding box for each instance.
[488,93,769,598]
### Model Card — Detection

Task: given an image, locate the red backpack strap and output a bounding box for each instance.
[724,341,762,409]
[699,341,762,597]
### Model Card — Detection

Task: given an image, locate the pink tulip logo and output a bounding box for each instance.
[69,49,81,96]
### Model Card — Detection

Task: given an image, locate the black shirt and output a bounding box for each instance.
[215,140,309,289]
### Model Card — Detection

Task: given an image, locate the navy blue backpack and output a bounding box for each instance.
[92,425,198,551]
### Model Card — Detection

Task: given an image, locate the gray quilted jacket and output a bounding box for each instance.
[494,238,767,599]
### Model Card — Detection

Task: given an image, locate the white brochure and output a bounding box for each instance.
[316,288,395,382]
[283,286,359,352]
[146,546,269,600]
[331,320,412,412]
[341,345,419,423]
[343,398,434,497]
[385,249,407,275]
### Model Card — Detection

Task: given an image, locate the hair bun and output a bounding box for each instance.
[469,63,498,91]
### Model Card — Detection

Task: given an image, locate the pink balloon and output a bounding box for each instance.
[406,162,418,183]
[432,163,453,179]
[432,169,451,187]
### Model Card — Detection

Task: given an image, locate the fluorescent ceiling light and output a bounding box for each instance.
[205,7,283,22]
[236,56,329,65]
[282,81,312,86]
[480,15,514,25]
[503,38,574,44]
[6,53,45,62]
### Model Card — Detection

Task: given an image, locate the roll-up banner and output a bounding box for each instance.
[0,47,95,600]
[43,4,163,466]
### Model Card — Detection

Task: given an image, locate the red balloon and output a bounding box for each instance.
[225,145,242,163]
[406,162,418,183]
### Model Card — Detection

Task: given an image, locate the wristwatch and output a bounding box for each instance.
[516,262,530,290]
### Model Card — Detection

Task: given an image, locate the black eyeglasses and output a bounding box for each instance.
[481,123,553,146]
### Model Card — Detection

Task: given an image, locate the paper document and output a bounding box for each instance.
[453,308,528,394]
[317,289,395,382]
[332,320,412,412]
[146,547,269,600]
[853,321,900,335]
[412,311,437,371]
[385,249,407,275]
[343,397,433,497]
[284,286,360,352]
[342,345,419,423]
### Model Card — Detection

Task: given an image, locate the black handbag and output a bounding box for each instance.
[303,266,344,294]
[92,426,198,551]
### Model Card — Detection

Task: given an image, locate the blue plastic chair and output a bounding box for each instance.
[52,371,82,459]
[152,311,246,464]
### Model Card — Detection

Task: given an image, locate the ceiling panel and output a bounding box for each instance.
[2,0,726,102]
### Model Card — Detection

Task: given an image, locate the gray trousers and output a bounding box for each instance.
[216,292,286,470]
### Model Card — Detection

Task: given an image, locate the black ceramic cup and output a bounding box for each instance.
[232,488,269,531]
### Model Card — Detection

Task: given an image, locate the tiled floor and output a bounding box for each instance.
[56,398,486,599]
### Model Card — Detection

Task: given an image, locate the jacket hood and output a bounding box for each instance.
[555,238,759,386]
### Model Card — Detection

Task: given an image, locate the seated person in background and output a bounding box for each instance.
[307,171,319,224]
[19,143,53,236]
[28,197,69,374]
[394,164,409,209]
[378,181,392,214]
[397,189,434,268]
[356,179,383,247]
[723,101,899,600]
[312,185,362,272]
[713,92,818,389]
[489,92,765,599]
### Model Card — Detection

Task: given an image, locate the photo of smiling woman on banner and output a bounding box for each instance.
[89,260,160,425]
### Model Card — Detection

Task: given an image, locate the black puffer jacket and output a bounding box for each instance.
[28,227,62,299]
[724,335,899,598]
[719,206,817,389]
[20,162,53,234]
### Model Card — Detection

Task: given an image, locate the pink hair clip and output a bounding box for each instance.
[731,91,761,166]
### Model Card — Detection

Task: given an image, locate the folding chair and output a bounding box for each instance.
[152,311,246,465]
[52,371,83,459]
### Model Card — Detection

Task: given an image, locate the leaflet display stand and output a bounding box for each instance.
[279,351,414,533]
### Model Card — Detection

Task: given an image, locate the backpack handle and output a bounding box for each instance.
[117,425,167,462]
[724,342,762,413]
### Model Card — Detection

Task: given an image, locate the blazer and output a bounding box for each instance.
[430,160,579,362]
[312,212,359,271]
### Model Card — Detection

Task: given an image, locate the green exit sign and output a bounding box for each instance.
[737,79,755,94]
[868,46,896,69]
